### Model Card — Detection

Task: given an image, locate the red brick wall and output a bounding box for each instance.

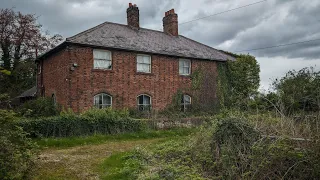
[40,45,218,112]
[38,48,71,109]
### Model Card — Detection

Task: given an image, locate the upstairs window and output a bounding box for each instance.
[94,93,112,108]
[179,59,191,75]
[93,49,112,69]
[137,94,151,111]
[181,94,191,112]
[137,54,151,73]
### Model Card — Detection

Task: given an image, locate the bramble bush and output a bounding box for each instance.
[17,108,147,138]
[0,110,37,180]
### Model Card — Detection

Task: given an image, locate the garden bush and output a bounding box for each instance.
[18,97,60,117]
[17,108,147,138]
[0,110,37,179]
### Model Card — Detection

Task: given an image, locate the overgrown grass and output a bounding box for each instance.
[99,152,135,180]
[35,128,196,149]
[101,115,320,179]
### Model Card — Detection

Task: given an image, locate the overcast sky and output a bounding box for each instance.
[2,0,319,91]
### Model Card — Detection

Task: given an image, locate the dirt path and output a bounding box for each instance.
[32,139,161,180]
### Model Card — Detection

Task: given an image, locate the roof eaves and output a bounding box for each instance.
[35,41,68,62]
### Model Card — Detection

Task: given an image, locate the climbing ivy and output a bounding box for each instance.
[162,54,260,115]
[217,54,260,110]
[217,62,232,109]
[191,68,204,90]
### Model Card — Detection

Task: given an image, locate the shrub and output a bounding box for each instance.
[18,97,60,117]
[0,110,37,179]
[17,108,146,138]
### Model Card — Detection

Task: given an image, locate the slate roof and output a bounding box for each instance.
[64,22,235,61]
[18,86,37,98]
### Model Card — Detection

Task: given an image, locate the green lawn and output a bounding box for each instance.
[31,128,195,179]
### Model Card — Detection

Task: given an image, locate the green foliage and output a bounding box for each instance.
[217,62,231,109]
[249,139,319,179]
[217,54,260,110]
[128,108,153,119]
[191,68,204,90]
[0,93,11,109]
[0,110,37,180]
[0,67,11,75]
[18,97,60,117]
[102,139,206,180]
[17,108,146,138]
[101,150,147,180]
[0,60,36,97]
[229,55,260,99]
[110,116,320,179]
[273,67,320,114]
[35,128,196,148]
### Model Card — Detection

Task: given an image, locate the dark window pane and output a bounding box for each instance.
[143,95,150,105]
[138,96,143,104]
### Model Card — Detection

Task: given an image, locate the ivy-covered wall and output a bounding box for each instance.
[166,54,260,114]
[166,60,220,113]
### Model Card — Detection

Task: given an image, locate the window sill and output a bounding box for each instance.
[136,72,154,76]
[92,69,114,73]
[179,74,191,78]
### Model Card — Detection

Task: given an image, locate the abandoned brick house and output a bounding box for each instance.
[36,3,235,113]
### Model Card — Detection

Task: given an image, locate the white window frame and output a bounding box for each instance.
[93,49,112,69]
[181,94,191,112]
[179,59,191,75]
[94,93,112,109]
[137,94,152,111]
[137,54,152,73]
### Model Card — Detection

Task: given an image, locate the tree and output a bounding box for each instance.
[272,67,320,114]
[229,54,260,100]
[0,8,63,97]
[217,54,260,109]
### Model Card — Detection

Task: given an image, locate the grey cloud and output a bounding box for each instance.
[220,0,320,59]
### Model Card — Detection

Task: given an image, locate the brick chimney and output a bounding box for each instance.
[127,3,139,28]
[163,9,178,36]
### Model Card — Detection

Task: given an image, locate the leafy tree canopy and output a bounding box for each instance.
[0,8,63,97]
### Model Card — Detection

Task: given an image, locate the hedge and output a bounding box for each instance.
[16,108,147,138]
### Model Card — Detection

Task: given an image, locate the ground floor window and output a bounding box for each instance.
[137,94,151,111]
[181,94,191,112]
[94,93,112,108]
